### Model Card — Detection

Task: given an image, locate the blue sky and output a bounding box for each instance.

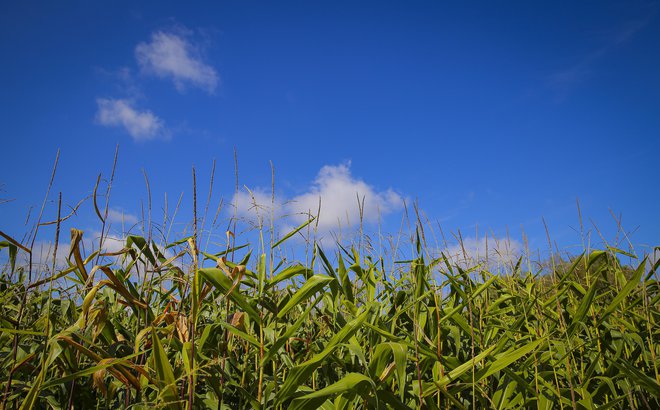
[1,1,659,265]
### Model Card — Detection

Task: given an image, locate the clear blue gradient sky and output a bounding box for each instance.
[1,1,658,261]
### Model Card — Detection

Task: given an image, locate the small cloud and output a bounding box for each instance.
[229,163,403,238]
[29,241,72,273]
[231,188,278,225]
[106,208,139,225]
[135,30,219,93]
[97,233,127,255]
[75,231,126,258]
[29,233,125,272]
[441,236,522,269]
[289,163,403,232]
[19,228,187,281]
[89,231,182,267]
[96,98,166,141]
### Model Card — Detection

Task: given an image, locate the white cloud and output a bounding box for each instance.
[231,163,403,234]
[88,231,181,264]
[232,188,277,223]
[97,233,127,255]
[26,231,177,280]
[31,232,126,269]
[288,163,403,231]
[96,98,166,141]
[106,208,139,225]
[135,30,219,93]
[29,241,73,273]
[441,236,522,269]
[27,233,125,275]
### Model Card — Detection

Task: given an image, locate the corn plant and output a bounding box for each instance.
[0,171,658,409]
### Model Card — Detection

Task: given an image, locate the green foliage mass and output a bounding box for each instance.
[0,225,658,409]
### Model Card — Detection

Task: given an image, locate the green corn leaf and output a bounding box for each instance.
[272,217,315,249]
[277,306,372,402]
[289,373,377,410]
[277,274,334,319]
[19,368,44,410]
[568,280,598,337]
[614,361,660,397]
[151,328,182,410]
[41,350,147,389]
[268,264,313,289]
[219,321,260,348]
[199,267,261,323]
[262,298,319,365]
[0,240,17,274]
[423,345,496,397]
[476,337,546,382]
[600,257,645,322]
[370,342,408,400]
[337,252,354,303]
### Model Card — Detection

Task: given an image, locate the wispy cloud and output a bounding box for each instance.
[231,163,404,234]
[135,30,219,93]
[548,18,651,96]
[96,98,167,141]
[94,66,144,99]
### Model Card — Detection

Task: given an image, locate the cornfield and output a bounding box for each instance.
[0,164,658,409]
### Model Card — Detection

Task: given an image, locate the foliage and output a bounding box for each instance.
[0,223,658,409]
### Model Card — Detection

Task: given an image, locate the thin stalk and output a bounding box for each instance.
[2,149,59,407]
